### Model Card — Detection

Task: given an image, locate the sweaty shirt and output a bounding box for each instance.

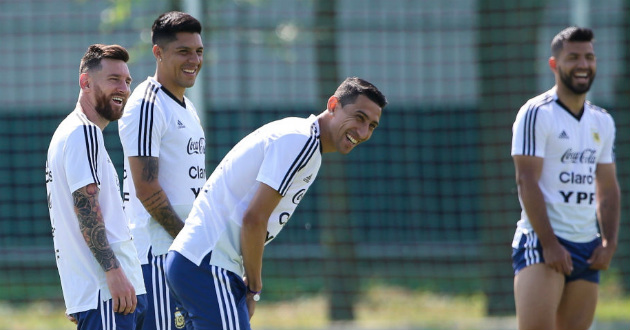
[171,115,322,277]
[511,87,615,243]
[46,111,145,314]
[119,76,206,261]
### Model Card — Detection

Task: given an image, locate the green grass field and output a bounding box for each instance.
[1,284,628,330]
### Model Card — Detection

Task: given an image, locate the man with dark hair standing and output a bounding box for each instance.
[46,44,146,329]
[165,77,387,330]
[118,11,205,330]
[511,27,620,330]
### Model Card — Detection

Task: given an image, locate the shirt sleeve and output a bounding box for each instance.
[257,133,319,196]
[64,126,103,193]
[511,103,550,158]
[598,115,616,164]
[118,87,167,158]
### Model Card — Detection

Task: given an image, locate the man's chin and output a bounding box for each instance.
[568,80,592,95]
[339,146,355,155]
[97,108,123,122]
[572,85,591,95]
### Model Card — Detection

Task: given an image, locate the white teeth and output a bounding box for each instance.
[183,69,196,74]
[347,134,358,144]
[112,97,123,103]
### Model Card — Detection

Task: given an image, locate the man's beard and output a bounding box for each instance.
[94,85,125,122]
[559,67,595,95]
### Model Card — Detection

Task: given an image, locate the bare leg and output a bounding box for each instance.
[556,280,598,330]
[514,264,565,330]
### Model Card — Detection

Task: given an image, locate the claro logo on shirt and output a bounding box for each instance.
[187,138,206,155]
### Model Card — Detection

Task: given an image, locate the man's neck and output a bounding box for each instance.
[77,98,108,131]
[154,74,185,103]
[555,85,586,116]
[317,111,334,154]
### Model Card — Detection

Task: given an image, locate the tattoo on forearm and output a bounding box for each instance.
[140,157,159,182]
[73,185,120,272]
[141,188,184,238]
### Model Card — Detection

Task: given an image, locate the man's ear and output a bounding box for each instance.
[153,44,162,62]
[327,96,338,113]
[79,73,90,90]
[549,56,557,72]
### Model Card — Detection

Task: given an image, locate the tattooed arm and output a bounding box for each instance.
[128,156,184,238]
[72,183,137,314]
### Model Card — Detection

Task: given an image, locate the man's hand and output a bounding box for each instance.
[105,267,137,315]
[542,241,573,275]
[243,277,257,320]
[588,241,617,270]
[245,294,257,320]
[66,313,78,324]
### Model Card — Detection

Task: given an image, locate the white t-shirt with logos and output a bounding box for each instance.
[46,111,145,314]
[119,77,206,262]
[511,87,616,244]
[171,115,322,277]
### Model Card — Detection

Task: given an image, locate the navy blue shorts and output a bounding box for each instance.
[165,250,251,330]
[71,292,147,330]
[141,248,189,330]
[512,231,601,283]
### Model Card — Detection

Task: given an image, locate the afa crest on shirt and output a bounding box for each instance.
[592,131,601,144]
[174,309,186,329]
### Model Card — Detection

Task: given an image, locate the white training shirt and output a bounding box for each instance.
[511,87,615,243]
[46,111,145,314]
[119,77,206,262]
[170,115,322,277]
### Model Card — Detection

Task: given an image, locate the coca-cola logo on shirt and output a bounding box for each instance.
[560,148,596,164]
[187,138,206,155]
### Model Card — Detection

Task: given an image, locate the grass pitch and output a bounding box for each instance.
[0,284,628,330]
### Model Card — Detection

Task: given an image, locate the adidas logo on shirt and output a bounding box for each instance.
[303,174,312,183]
[177,120,186,129]
[558,130,569,139]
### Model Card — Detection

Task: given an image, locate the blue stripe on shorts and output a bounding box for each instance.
[512,232,601,283]
[141,248,188,330]
[72,291,147,330]
[165,250,251,330]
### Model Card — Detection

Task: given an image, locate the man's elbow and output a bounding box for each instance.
[134,180,162,201]
[515,173,537,187]
[242,213,268,229]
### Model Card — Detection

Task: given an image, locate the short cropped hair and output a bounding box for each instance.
[79,44,129,74]
[551,27,594,57]
[152,11,202,47]
[333,77,388,108]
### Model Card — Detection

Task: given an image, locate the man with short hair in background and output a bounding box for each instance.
[118,11,205,330]
[165,77,387,330]
[46,43,147,330]
[511,26,620,330]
